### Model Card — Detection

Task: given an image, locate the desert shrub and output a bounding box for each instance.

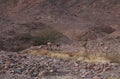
[105,52,120,63]
[31,28,63,45]
[107,77,120,79]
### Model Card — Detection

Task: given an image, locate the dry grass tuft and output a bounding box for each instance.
[50,53,70,59]
[21,49,50,56]
[105,53,120,63]
[107,77,120,79]
[22,49,116,63]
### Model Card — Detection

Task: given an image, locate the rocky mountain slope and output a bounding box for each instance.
[0,1,120,79]
[0,0,120,52]
[0,50,120,79]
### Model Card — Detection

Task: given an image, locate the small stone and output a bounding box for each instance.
[21,55,27,58]
[14,68,23,74]
[81,75,86,78]
[102,67,111,72]
[31,71,39,77]
[93,76,102,79]
[38,71,46,77]
[49,69,54,73]
[85,71,94,78]
[10,70,14,74]
[8,54,13,58]
[74,62,79,67]
[0,70,5,74]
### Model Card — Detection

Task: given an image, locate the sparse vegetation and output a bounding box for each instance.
[0,0,120,79]
[107,77,120,79]
[105,53,120,63]
[31,28,63,45]
[22,49,112,63]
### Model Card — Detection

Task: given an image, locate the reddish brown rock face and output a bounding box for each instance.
[0,0,120,51]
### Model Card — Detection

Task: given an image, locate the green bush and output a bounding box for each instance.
[31,28,62,45]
